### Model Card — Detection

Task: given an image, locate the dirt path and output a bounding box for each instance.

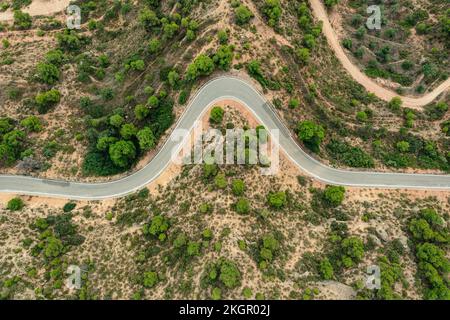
[309,0,450,110]
[0,0,70,22]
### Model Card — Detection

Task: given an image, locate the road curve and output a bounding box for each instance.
[0,76,449,200]
[309,0,450,110]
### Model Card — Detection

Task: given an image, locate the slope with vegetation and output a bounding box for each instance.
[332,0,449,94]
[1,103,448,300]
[1,0,448,181]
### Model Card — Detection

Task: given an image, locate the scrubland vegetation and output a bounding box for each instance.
[335,0,449,93]
[1,0,448,179]
[1,104,449,300]
[0,0,448,301]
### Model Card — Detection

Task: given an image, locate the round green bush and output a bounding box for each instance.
[7,197,24,211]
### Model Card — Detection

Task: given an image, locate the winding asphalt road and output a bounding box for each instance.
[0,76,449,200]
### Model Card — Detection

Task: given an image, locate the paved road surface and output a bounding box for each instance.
[0,77,449,200]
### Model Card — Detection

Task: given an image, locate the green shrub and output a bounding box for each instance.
[147,95,159,108]
[323,186,345,207]
[231,179,245,196]
[56,29,84,52]
[326,139,374,168]
[297,120,325,152]
[143,271,158,288]
[137,127,156,151]
[388,97,402,111]
[407,208,450,299]
[187,241,201,256]
[11,0,31,10]
[36,62,60,85]
[441,120,450,136]
[324,0,339,7]
[143,215,170,241]
[396,141,410,153]
[319,258,334,280]
[108,140,136,168]
[289,98,300,109]
[20,116,42,132]
[214,173,227,189]
[247,60,269,87]
[213,45,234,71]
[218,29,228,43]
[210,106,224,124]
[7,197,24,211]
[426,102,448,121]
[258,233,279,267]
[340,237,364,268]
[218,259,241,289]
[202,228,213,240]
[211,287,221,300]
[267,191,287,209]
[242,287,253,299]
[134,104,149,120]
[13,10,32,29]
[356,111,368,122]
[296,47,310,65]
[199,203,211,214]
[0,143,16,167]
[0,118,13,134]
[120,123,138,140]
[342,38,353,50]
[63,202,76,213]
[234,5,254,25]
[178,90,189,105]
[129,59,145,71]
[408,209,447,243]
[262,0,282,27]
[203,163,218,179]
[235,198,250,215]
[109,114,124,128]
[167,70,180,88]
[44,236,63,258]
[185,54,215,81]
[139,8,160,32]
[82,150,122,176]
[35,89,61,114]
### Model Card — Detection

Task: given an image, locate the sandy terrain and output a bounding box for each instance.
[0,0,70,22]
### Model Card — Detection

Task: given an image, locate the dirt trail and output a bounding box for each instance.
[309,0,450,109]
[0,0,70,22]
